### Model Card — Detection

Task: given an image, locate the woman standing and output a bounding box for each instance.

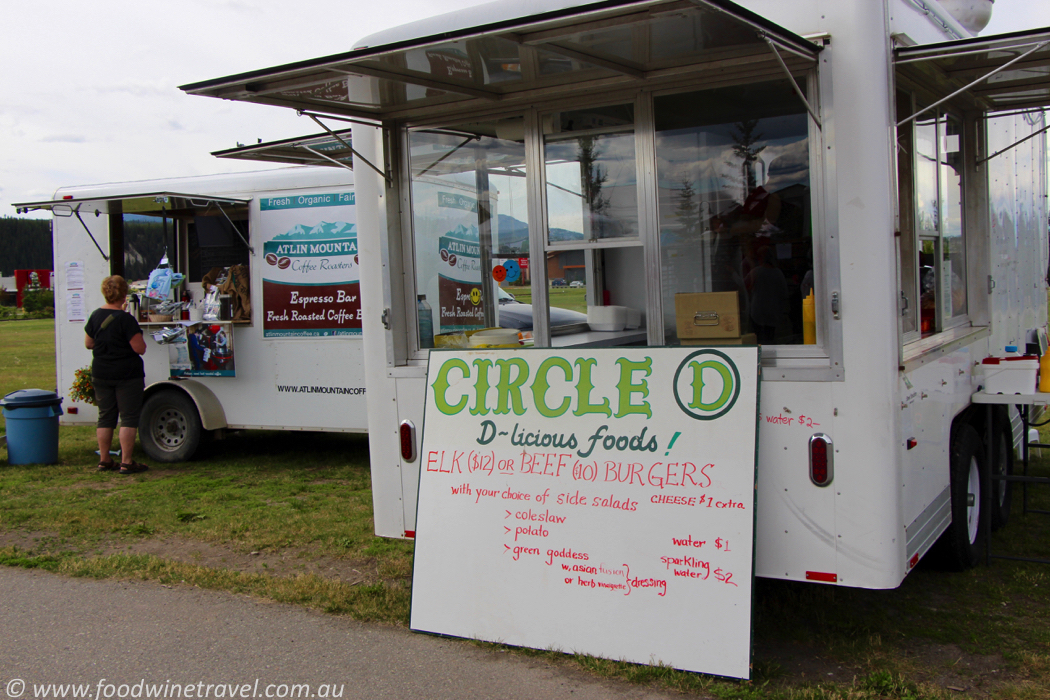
[84,275,149,474]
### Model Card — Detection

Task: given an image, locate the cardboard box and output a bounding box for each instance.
[675,292,741,340]
[681,333,757,346]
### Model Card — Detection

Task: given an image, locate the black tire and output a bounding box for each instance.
[990,408,1013,531]
[935,423,986,570]
[139,391,202,463]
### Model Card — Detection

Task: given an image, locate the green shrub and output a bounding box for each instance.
[23,288,54,315]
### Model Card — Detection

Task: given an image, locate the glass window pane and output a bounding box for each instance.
[654,80,812,345]
[919,237,938,336]
[896,91,918,335]
[914,115,939,238]
[368,38,527,89]
[541,104,646,344]
[407,120,532,345]
[940,116,966,318]
[544,104,638,243]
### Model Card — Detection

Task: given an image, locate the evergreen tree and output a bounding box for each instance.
[674,179,700,237]
[0,217,53,276]
[726,120,766,202]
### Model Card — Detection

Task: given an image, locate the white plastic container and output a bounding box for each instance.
[981,356,1039,394]
[587,305,628,332]
[468,328,521,348]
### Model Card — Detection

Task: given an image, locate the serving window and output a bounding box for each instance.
[654,80,813,346]
[406,118,533,346]
[896,92,968,342]
[401,70,826,363]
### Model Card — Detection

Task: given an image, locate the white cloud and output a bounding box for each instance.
[2,0,1048,218]
[40,135,88,144]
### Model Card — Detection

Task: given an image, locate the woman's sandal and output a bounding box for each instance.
[96,460,118,472]
[118,461,150,475]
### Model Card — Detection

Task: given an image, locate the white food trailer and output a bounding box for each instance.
[180,0,1050,588]
[15,143,371,462]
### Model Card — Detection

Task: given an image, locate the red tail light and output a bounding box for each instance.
[806,571,837,583]
[399,420,416,462]
[809,433,833,487]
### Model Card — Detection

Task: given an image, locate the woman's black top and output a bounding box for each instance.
[85,308,144,380]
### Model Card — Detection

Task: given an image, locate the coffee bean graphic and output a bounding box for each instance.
[278,257,291,269]
[265,253,278,266]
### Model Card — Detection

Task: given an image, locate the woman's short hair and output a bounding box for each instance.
[101,275,129,304]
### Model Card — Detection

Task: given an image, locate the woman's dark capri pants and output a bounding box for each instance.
[93,377,145,429]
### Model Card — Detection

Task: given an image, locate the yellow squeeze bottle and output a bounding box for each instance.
[802,291,816,345]
[1040,352,1050,393]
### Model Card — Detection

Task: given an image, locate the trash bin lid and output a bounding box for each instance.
[0,389,63,409]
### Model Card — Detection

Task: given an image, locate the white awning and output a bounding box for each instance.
[181,0,822,121]
[13,192,249,216]
[212,130,354,167]
[896,27,1050,114]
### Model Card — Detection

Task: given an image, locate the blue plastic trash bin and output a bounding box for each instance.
[1,389,64,465]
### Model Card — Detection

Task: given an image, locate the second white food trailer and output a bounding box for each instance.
[16,151,370,462]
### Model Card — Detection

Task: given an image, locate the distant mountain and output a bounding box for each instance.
[270,221,356,241]
[549,227,586,243]
[494,214,583,252]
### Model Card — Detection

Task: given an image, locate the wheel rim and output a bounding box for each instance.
[966,455,981,544]
[151,406,188,451]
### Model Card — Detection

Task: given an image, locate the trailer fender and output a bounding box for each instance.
[143,380,227,430]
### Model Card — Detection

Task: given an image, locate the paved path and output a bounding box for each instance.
[0,568,694,700]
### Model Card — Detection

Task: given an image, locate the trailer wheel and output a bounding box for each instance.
[990,409,1013,531]
[140,391,202,463]
[936,424,986,570]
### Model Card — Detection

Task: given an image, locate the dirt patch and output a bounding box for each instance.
[896,642,1020,696]
[0,530,381,584]
[751,637,1022,697]
[752,639,864,684]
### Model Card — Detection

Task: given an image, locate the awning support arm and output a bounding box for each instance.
[303,112,390,186]
[73,206,110,262]
[212,202,254,255]
[296,143,357,174]
[416,135,480,178]
[762,35,822,129]
[977,120,1050,165]
[295,110,382,129]
[897,40,1050,128]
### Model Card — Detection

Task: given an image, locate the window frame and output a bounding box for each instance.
[390,63,842,381]
[896,90,971,348]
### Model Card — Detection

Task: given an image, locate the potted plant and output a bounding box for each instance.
[69,366,96,406]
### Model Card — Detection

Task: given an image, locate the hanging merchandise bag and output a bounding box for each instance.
[202,287,221,321]
[146,267,174,300]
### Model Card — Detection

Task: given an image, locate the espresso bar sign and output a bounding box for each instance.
[260,192,360,338]
[411,346,760,679]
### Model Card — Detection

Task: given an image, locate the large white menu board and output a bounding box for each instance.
[411,346,760,679]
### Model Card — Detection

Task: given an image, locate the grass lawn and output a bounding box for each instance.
[2,319,1050,698]
[0,318,59,432]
